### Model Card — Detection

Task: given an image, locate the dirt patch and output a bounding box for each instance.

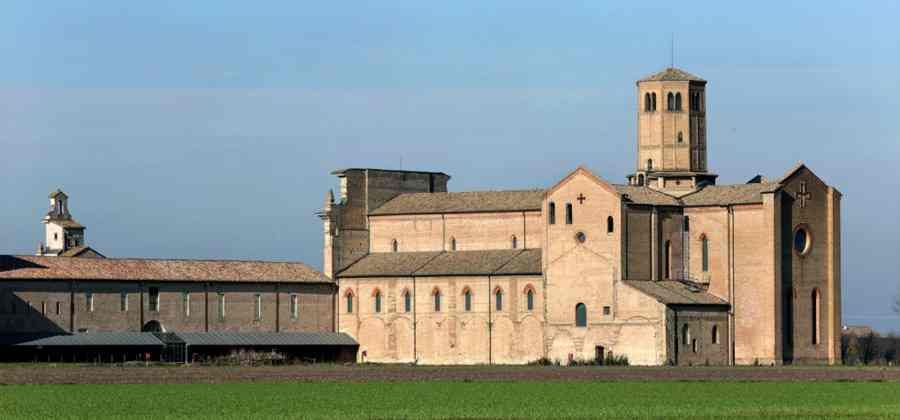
[1,364,898,385]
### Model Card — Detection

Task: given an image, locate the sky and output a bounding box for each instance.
[1,1,898,333]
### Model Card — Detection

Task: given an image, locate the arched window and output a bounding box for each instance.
[682,324,690,345]
[525,288,535,311]
[391,239,399,253]
[701,235,709,272]
[403,289,411,313]
[565,203,573,225]
[675,92,682,111]
[811,288,821,345]
[433,288,442,312]
[647,159,653,171]
[511,235,518,249]
[450,237,457,251]
[548,202,556,225]
[644,92,651,111]
[462,288,472,312]
[637,174,645,186]
[607,216,614,234]
[677,131,683,143]
[651,92,657,111]
[712,325,719,344]
[575,303,587,327]
[667,92,675,111]
[664,240,672,279]
[373,289,382,313]
[345,290,354,314]
[494,288,503,311]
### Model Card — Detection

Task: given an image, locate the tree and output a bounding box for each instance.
[857,332,879,365]
[894,283,900,314]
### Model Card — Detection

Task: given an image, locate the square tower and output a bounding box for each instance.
[629,68,716,191]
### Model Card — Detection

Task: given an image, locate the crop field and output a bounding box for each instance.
[1,365,899,419]
[2,380,899,419]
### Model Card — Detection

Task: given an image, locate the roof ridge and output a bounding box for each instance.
[410,251,447,276]
[14,255,317,265]
[490,249,527,275]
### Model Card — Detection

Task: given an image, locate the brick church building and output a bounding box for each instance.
[0,191,356,362]
[322,67,842,365]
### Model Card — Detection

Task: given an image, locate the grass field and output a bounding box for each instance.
[2,381,899,419]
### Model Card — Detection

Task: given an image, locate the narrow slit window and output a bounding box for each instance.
[548,202,556,225]
[217,293,226,321]
[183,292,190,317]
[86,293,93,313]
[120,292,128,312]
[565,203,573,225]
[403,290,411,313]
[464,289,472,312]
[526,288,535,311]
[290,294,299,319]
[433,289,442,312]
[495,289,503,311]
[374,290,382,313]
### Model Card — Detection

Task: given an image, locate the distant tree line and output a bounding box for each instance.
[842,331,899,366]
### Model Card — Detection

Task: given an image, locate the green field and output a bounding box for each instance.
[1,381,899,419]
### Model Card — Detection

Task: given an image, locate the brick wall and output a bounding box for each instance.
[0,280,334,334]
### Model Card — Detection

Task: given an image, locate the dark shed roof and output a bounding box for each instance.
[338,249,542,278]
[2,332,164,347]
[624,281,729,306]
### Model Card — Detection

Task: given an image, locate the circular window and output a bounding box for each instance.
[793,226,812,255]
[575,231,587,244]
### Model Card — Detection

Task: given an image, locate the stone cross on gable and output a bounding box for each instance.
[577,193,587,205]
[797,181,811,208]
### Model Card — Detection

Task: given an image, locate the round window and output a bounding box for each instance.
[575,231,587,244]
[793,226,811,255]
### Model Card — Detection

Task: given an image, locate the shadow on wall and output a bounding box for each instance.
[0,292,69,336]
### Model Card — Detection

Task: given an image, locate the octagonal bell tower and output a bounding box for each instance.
[628,67,717,192]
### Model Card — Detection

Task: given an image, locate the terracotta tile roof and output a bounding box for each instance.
[613,185,681,206]
[370,190,545,216]
[624,280,729,306]
[0,255,330,284]
[638,67,706,82]
[680,183,780,206]
[338,249,542,278]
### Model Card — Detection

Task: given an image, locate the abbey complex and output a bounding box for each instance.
[1,68,842,365]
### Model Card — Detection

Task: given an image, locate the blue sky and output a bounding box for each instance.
[1,1,898,332]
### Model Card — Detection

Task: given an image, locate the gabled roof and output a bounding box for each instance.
[680,183,780,206]
[370,190,544,216]
[613,185,681,206]
[337,249,542,278]
[638,67,706,83]
[624,280,728,306]
[546,166,619,197]
[59,245,105,258]
[0,255,330,284]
